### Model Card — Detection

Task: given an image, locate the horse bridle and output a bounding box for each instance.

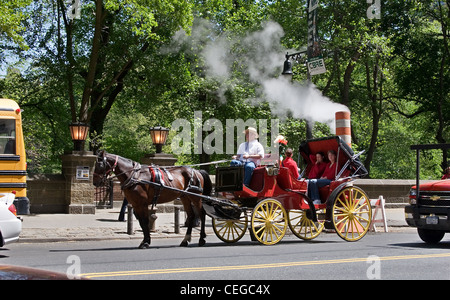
[94,152,118,186]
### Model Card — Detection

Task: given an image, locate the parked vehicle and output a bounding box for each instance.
[0,265,85,280]
[0,192,22,247]
[0,99,28,214]
[405,143,450,244]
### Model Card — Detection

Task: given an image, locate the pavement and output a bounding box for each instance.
[17,205,411,244]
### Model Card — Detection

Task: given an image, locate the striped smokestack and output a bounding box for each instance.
[335,111,351,148]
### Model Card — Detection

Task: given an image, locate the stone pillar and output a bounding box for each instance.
[141,153,177,167]
[61,151,97,214]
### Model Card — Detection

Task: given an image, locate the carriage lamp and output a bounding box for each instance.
[69,122,89,151]
[149,126,169,153]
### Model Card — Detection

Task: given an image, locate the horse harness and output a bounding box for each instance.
[116,160,203,209]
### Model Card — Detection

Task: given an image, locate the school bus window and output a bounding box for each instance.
[0,119,16,155]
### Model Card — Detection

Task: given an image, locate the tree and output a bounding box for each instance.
[0,0,32,62]
[390,0,449,171]
[1,0,447,178]
[17,0,193,151]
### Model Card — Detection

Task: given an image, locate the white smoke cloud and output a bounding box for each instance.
[166,20,349,133]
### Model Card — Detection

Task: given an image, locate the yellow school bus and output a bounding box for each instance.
[0,99,28,214]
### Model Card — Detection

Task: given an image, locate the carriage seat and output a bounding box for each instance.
[277,167,307,191]
[248,167,265,192]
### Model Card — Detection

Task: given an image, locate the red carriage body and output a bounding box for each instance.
[210,136,372,245]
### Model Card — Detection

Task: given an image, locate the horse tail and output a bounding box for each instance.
[199,169,212,196]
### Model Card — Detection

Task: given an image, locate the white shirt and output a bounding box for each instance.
[236,140,265,166]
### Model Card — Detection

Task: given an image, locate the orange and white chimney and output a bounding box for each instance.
[335,111,351,147]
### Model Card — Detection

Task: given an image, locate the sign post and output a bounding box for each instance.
[307,0,326,76]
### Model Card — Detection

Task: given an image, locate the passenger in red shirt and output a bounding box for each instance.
[308,152,326,179]
[308,150,338,205]
[282,148,300,179]
[321,150,338,180]
[442,167,450,180]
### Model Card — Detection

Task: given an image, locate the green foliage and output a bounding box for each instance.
[0,0,31,53]
[0,0,448,178]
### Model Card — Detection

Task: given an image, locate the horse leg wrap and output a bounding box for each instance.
[180,234,191,247]
[183,234,191,243]
[139,241,151,249]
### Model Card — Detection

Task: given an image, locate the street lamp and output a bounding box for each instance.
[281,53,293,80]
[69,122,89,151]
[281,50,312,139]
[149,126,169,153]
[281,50,307,79]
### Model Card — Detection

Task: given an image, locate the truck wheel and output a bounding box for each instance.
[417,228,445,244]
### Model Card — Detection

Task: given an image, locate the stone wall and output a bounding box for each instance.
[353,179,427,207]
[26,151,97,214]
[27,174,66,214]
[27,174,426,214]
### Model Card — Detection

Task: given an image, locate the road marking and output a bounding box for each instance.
[81,252,450,279]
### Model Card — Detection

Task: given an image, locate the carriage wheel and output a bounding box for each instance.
[288,209,324,240]
[251,199,287,245]
[332,186,372,242]
[212,216,248,243]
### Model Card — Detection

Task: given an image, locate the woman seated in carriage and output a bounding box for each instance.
[308,150,339,205]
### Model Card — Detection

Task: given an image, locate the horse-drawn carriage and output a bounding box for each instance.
[206,136,372,245]
[94,136,372,248]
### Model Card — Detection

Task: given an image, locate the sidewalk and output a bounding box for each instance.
[17,206,410,244]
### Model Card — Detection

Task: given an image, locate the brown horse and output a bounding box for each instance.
[93,151,212,249]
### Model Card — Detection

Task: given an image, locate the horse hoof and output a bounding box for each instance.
[180,241,188,247]
[139,242,151,249]
[198,239,206,247]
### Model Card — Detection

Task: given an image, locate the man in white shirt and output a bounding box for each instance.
[230,127,265,187]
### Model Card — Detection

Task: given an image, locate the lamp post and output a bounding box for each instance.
[143,126,176,166]
[149,126,169,153]
[64,121,96,214]
[69,122,89,151]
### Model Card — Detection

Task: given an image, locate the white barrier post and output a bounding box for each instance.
[370,195,388,232]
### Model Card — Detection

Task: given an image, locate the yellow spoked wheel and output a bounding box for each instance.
[288,209,324,240]
[251,199,287,245]
[212,216,248,243]
[332,186,372,242]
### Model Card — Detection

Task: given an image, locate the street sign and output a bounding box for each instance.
[308,57,326,75]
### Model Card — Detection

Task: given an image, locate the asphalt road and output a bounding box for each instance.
[1,229,450,283]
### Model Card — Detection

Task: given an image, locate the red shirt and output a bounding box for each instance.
[282,157,299,179]
[321,162,338,180]
[308,162,326,179]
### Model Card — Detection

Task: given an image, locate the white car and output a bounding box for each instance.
[0,193,22,247]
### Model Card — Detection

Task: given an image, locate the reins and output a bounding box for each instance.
[162,159,231,168]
